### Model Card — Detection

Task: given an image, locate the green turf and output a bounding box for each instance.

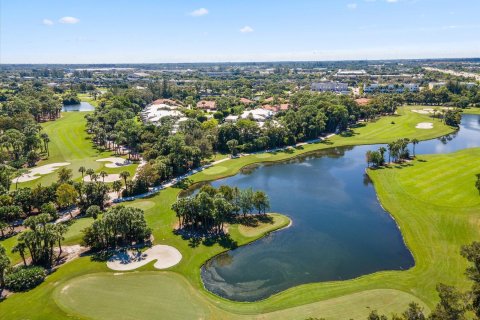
[54,272,428,320]
[15,112,137,188]
[0,106,462,319]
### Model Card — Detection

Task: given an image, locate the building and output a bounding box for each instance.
[335,69,367,78]
[364,83,419,94]
[141,103,183,124]
[311,82,349,94]
[196,100,216,111]
[240,98,255,105]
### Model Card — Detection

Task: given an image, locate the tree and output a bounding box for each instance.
[57,167,72,184]
[83,206,151,250]
[85,168,95,181]
[56,183,78,217]
[227,139,239,157]
[99,171,108,182]
[78,166,86,179]
[0,244,10,288]
[411,139,419,158]
[86,205,101,220]
[253,191,270,214]
[429,284,467,320]
[461,242,480,318]
[402,302,426,320]
[119,171,130,187]
[112,180,123,198]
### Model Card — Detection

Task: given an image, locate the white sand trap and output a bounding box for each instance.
[13,162,70,183]
[84,173,121,183]
[416,122,433,129]
[412,109,431,114]
[96,157,131,168]
[107,245,182,271]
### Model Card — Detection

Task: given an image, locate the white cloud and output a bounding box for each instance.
[240,26,254,33]
[189,8,208,17]
[42,19,54,26]
[386,0,398,2]
[59,16,80,24]
[347,3,358,9]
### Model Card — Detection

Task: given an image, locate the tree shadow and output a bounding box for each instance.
[173,228,238,249]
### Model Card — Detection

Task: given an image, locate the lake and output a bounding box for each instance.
[62,101,95,112]
[200,114,480,302]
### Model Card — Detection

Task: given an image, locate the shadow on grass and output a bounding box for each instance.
[174,228,238,249]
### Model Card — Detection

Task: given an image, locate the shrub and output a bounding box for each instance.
[4,266,46,292]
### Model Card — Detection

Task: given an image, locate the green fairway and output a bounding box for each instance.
[0,106,464,319]
[54,272,428,320]
[15,112,137,188]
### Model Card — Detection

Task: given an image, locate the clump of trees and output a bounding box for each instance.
[62,91,81,105]
[172,185,270,234]
[366,138,417,167]
[0,84,61,176]
[444,109,462,127]
[13,213,67,267]
[82,206,151,250]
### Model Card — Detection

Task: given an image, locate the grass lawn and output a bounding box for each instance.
[0,106,464,319]
[78,93,100,107]
[14,112,137,189]
[463,107,480,115]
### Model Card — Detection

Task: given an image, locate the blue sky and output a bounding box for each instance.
[1,0,479,63]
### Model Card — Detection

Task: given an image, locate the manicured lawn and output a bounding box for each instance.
[78,93,100,107]
[15,112,137,188]
[54,272,428,320]
[0,106,463,319]
[463,107,480,115]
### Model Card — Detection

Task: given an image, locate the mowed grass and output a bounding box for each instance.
[0,106,462,319]
[54,272,428,320]
[16,112,137,188]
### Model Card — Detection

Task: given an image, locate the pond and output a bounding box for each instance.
[200,114,480,302]
[62,101,95,112]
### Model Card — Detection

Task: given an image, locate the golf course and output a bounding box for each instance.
[1,106,480,319]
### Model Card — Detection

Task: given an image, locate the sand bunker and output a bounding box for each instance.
[13,162,70,183]
[84,174,121,183]
[107,245,182,271]
[96,157,131,168]
[416,122,434,129]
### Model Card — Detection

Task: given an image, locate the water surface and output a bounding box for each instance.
[62,101,95,112]
[201,114,480,302]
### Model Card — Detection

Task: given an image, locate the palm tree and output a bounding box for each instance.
[55,224,67,258]
[12,242,27,266]
[90,173,99,182]
[378,147,387,165]
[78,166,86,179]
[99,171,108,182]
[119,171,130,187]
[40,133,50,156]
[112,180,123,198]
[411,139,419,157]
[85,168,95,181]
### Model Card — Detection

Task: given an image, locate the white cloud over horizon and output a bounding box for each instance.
[59,16,80,24]
[189,8,208,17]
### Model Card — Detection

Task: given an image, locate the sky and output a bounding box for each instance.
[1,0,480,64]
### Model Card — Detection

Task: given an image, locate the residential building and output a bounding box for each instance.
[311,82,349,94]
